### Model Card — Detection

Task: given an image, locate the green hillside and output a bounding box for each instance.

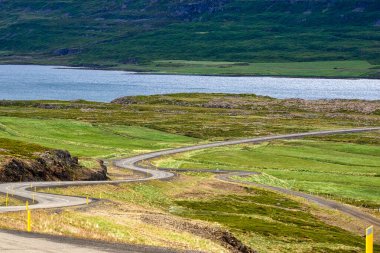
[0,0,379,77]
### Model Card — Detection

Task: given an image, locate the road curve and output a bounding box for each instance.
[0,127,379,228]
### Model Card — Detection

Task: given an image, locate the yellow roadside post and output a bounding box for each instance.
[366,226,373,253]
[99,192,102,199]
[25,200,29,210]
[86,196,89,205]
[26,210,31,232]
[5,192,8,207]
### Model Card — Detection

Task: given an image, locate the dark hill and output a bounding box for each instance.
[0,0,379,66]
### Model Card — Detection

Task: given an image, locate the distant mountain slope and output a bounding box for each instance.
[0,0,379,66]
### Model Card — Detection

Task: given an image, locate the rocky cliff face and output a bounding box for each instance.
[0,150,107,182]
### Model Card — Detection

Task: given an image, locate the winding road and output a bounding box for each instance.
[1,127,380,216]
[0,127,379,251]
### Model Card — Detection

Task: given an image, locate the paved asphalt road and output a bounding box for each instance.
[0,127,379,252]
[0,230,184,253]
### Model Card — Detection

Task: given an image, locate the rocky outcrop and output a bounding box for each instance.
[111,96,138,105]
[113,94,380,115]
[89,160,108,181]
[0,150,108,182]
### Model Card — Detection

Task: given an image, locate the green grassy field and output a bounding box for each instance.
[154,137,380,207]
[0,138,49,160]
[124,60,380,78]
[0,116,198,159]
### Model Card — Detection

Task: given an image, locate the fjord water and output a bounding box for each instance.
[1,65,379,101]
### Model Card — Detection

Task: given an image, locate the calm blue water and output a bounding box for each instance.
[0,65,379,102]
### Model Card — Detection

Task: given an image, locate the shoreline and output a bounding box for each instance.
[1,62,379,81]
[1,94,379,103]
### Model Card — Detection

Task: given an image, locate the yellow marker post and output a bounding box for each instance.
[86,196,89,205]
[99,193,102,199]
[26,210,31,232]
[25,200,29,210]
[5,192,8,207]
[366,226,374,253]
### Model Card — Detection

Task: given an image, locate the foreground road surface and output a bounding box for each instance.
[0,230,180,253]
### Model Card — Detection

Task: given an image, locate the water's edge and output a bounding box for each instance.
[2,63,379,80]
[1,64,379,102]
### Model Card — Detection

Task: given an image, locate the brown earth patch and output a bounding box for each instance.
[174,178,250,199]
[141,213,257,253]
